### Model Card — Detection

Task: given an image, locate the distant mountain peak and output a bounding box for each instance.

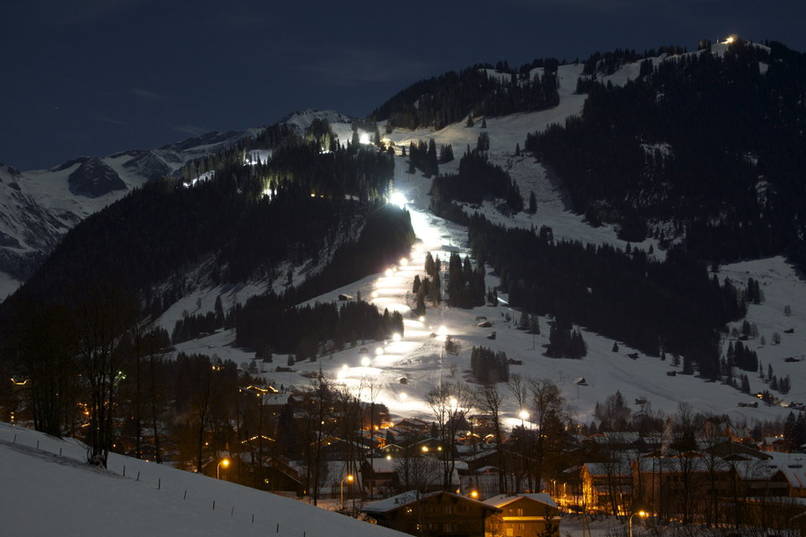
[68,157,127,198]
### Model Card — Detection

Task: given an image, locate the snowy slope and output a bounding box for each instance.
[169,58,803,426]
[0,422,407,537]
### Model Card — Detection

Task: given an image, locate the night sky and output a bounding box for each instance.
[2,0,805,170]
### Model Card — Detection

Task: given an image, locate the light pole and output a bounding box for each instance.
[217,457,231,479]
[340,474,355,509]
[628,510,648,537]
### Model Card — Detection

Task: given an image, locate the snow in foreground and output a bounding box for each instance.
[0,422,405,537]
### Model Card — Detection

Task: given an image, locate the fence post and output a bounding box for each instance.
[184,490,188,500]
[158,478,161,490]
[136,471,141,481]
[276,523,280,533]
[36,440,39,449]
[251,514,255,524]
[59,447,63,457]
[123,465,126,477]
[212,500,216,511]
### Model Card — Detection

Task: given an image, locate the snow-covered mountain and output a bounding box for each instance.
[3,38,805,427]
[0,129,257,299]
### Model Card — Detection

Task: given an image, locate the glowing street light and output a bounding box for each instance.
[421,445,429,453]
[340,474,355,508]
[628,510,649,537]
[519,409,530,426]
[216,457,231,479]
[470,490,479,499]
[361,356,372,367]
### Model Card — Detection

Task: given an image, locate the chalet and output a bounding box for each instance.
[362,457,400,497]
[363,490,500,537]
[459,465,501,500]
[484,494,561,537]
[581,461,632,515]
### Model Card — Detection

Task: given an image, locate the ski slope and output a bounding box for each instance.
[0,422,407,537]
[172,57,806,426]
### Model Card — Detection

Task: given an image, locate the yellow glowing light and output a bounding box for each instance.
[437,325,448,337]
[470,490,479,499]
[519,409,530,421]
[220,458,231,468]
[385,269,393,277]
[375,347,383,356]
[421,446,429,453]
[637,510,648,518]
[399,257,409,266]
[418,316,426,323]
[723,35,737,45]
[361,356,372,367]
[399,392,408,400]
[347,474,355,483]
[386,454,392,460]
[392,333,402,342]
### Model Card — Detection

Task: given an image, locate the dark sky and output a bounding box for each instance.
[2,0,805,170]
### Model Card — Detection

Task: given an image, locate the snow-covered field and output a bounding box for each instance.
[0,422,407,537]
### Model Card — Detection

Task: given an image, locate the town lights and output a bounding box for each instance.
[519,409,530,422]
[470,490,479,499]
[421,445,429,453]
[361,356,371,367]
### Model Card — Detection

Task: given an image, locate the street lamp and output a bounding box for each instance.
[340,474,355,508]
[470,490,479,499]
[216,457,231,479]
[628,510,648,537]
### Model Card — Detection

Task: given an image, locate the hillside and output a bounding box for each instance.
[0,422,406,537]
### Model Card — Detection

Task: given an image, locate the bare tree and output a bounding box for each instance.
[475,383,507,494]
[74,285,138,466]
[528,378,565,491]
[427,382,472,489]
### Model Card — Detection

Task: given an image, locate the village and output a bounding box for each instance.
[183,382,806,537]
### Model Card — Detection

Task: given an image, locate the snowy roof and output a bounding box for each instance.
[363,490,499,514]
[484,493,558,509]
[583,462,631,477]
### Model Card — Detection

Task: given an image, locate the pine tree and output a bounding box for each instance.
[528,191,537,214]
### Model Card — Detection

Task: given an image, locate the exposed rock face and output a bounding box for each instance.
[123,151,172,181]
[68,157,127,198]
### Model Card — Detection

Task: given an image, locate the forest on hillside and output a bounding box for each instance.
[527,40,806,267]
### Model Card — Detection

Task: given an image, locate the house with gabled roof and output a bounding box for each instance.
[362,490,500,537]
[483,494,561,537]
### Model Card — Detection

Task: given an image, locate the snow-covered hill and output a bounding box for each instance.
[0,421,406,537]
[168,46,806,426]
[0,130,257,300]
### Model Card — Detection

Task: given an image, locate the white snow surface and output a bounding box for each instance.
[0,421,407,537]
